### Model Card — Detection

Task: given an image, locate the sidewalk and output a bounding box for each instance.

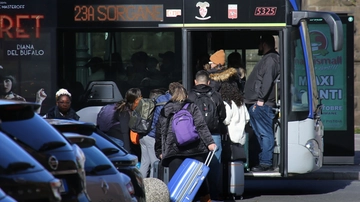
[296,134,360,180]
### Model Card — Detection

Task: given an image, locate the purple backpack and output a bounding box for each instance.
[171,103,199,146]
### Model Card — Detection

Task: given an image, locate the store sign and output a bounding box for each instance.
[0,15,44,38]
[310,25,347,131]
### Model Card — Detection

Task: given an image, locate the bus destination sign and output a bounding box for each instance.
[74,5,164,22]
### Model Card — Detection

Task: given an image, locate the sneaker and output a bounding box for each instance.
[251,165,272,172]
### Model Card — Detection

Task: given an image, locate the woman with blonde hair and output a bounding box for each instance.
[155,82,215,202]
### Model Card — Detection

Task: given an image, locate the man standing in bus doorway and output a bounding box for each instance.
[244,34,280,172]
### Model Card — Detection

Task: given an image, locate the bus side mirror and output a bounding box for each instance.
[291,11,343,52]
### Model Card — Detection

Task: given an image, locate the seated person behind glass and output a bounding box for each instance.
[44,88,80,121]
[0,75,47,114]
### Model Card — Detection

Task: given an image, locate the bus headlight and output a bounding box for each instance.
[305,139,320,157]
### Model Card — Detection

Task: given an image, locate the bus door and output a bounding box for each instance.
[281,10,343,176]
[184,29,283,176]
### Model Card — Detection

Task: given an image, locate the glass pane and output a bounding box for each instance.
[0,113,71,151]
[62,31,181,109]
[0,132,43,174]
[81,146,117,175]
[292,31,310,113]
[245,49,262,76]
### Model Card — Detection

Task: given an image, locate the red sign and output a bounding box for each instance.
[0,15,44,38]
[254,7,277,16]
[228,4,237,19]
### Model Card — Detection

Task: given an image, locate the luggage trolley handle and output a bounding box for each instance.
[204,145,217,166]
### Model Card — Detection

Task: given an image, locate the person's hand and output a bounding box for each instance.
[257,100,264,106]
[208,143,216,151]
[239,68,246,79]
[36,88,47,103]
[159,154,163,159]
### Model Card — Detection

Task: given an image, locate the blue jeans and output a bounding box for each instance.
[208,134,222,199]
[249,104,275,166]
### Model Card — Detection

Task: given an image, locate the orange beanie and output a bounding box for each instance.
[210,49,225,65]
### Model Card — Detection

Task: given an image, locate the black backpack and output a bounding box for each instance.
[194,91,219,132]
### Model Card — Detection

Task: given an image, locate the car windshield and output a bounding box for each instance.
[90,132,127,156]
[0,132,43,174]
[0,111,72,152]
[81,146,117,176]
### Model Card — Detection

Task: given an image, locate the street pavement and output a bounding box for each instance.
[294,134,360,180]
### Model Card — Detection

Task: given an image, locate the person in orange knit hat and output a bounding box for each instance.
[206,49,243,95]
[209,49,226,66]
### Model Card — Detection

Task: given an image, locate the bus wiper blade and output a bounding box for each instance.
[89,164,112,174]
[38,141,66,151]
[6,162,34,173]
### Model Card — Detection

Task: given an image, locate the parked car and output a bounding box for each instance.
[0,131,62,201]
[0,100,90,202]
[46,119,146,202]
[64,133,137,202]
[0,189,16,202]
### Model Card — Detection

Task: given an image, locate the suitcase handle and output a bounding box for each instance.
[204,145,217,166]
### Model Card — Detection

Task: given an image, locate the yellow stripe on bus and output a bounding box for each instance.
[159,23,286,28]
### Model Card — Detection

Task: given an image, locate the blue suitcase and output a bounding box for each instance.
[168,149,215,202]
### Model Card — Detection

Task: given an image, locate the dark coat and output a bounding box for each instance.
[154,100,214,167]
[244,51,280,107]
[107,109,131,152]
[45,106,80,121]
[107,107,141,161]
[208,67,243,93]
[188,84,226,134]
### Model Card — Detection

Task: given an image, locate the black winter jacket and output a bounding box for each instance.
[188,84,226,134]
[154,100,215,167]
[107,107,142,160]
[208,67,243,93]
[107,109,131,152]
[244,50,280,107]
[45,106,80,121]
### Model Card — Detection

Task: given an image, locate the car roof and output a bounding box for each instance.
[0,99,40,110]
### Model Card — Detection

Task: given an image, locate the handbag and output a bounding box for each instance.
[222,134,246,161]
[229,142,246,161]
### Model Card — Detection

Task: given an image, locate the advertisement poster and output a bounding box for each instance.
[294,24,347,131]
[0,0,56,113]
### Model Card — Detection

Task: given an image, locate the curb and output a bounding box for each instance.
[291,166,360,180]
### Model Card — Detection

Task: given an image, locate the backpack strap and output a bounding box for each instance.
[182,103,190,110]
[195,91,217,108]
